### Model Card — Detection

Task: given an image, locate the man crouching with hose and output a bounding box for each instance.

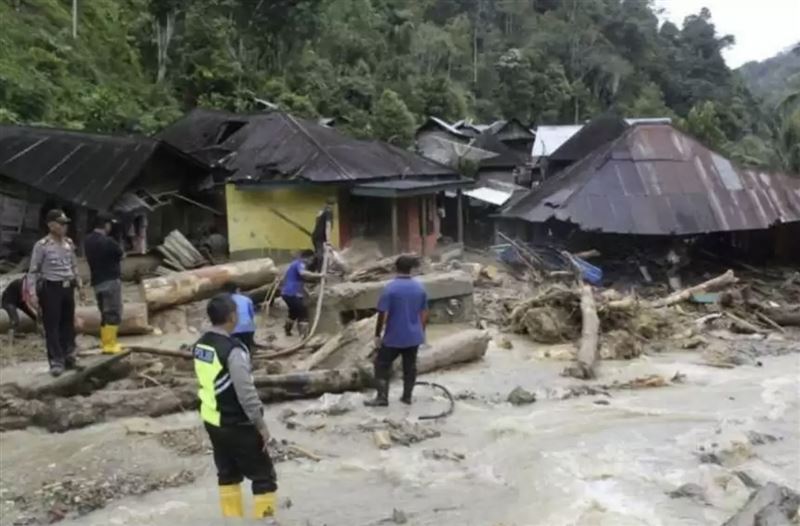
[193,294,278,520]
[364,255,428,407]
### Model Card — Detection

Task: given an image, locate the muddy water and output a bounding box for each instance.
[4,336,799,526]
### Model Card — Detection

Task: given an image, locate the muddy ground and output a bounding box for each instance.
[1,326,798,526]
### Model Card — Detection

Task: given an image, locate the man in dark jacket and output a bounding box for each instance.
[84,213,124,354]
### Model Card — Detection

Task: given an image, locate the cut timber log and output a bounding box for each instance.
[563,285,599,380]
[650,270,738,308]
[141,258,277,311]
[0,329,490,432]
[762,309,800,327]
[0,303,149,336]
[415,329,491,374]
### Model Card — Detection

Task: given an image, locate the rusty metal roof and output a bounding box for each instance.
[0,125,160,210]
[503,124,800,235]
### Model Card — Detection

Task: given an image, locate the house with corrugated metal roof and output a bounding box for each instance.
[158,109,471,260]
[499,116,800,260]
[0,124,210,260]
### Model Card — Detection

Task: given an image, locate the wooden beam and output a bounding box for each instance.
[456,189,464,244]
[420,196,428,256]
[391,198,399,255]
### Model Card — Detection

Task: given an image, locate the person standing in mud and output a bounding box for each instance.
[365,255,428,407]
[29,209,82,376]
[84,213,124,354]
[280,249,322,338]
[193,294,278,519]
[310,197,335,270]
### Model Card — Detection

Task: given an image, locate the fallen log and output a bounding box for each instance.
[761,309,800,327]
[0,330,490,432]
[725,312,766,334]
[650,270,737,308]
[563,284,599,380]
[0,302,150,336]
[141,258,277,311]
[415,329,491,374]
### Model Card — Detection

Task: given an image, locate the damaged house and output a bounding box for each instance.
[0,124,210,262]
[159,109,471,260]
[499,117,800,262]
[415,117,534,246]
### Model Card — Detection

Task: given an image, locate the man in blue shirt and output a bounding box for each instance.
[280,250,321,338]
[365,255,428,407]
[223,283,256,351]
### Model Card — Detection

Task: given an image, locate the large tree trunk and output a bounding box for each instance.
[0,303,149,336]
[563,285,599,380]
[762,309,800,327]
[0,329,490,432]
[415,329,491,374]
[650,270,737,308]
[141,258,277,311]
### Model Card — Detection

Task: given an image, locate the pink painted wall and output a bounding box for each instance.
[401,196,439,254]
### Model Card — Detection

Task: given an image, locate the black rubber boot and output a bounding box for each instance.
[364,379,389,407]
[283,320,294,337]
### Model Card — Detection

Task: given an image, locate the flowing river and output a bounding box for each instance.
[2,335,798,526]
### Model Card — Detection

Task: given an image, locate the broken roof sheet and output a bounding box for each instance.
[548,114,631,164]
[162,110,456,183]
[503,124,800,235]
[531,125,583,158]
[0,124,159,210]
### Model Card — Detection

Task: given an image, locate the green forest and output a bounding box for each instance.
[1,0,798,173]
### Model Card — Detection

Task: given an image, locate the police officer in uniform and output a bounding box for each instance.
[29,209,82,376]
[193,294,278,519]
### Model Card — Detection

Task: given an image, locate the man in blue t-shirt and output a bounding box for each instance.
[365,255,428,407]
[223,282,257,350]
[281,250,322,337]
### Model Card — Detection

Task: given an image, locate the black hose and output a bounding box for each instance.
[415,381,455,420]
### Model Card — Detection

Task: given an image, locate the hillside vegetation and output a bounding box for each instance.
[0,0,797,173]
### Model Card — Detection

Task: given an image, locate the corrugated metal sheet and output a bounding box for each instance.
[162,110,456,183]
[465,187,513,206]
[0,125,159,210]
[531,125,583,158]
[503,124,800,235]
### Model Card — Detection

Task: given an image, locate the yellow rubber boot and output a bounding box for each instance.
[253,492,276,518]
[219,484,244,518]
[100,325,122,354]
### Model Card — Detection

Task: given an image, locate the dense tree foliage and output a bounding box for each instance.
[0,0,796,173]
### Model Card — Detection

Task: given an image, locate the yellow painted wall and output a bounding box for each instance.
[225,184,339,253]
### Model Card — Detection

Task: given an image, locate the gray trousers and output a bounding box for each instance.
[94,279,123,326]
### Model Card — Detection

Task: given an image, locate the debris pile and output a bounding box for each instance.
[154,230,208,274]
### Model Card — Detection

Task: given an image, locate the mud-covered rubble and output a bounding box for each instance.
[8,470,196,525]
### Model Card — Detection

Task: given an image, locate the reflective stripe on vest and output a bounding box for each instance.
[193,342,224,426]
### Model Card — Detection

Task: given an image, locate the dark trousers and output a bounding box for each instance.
[232,331,255,351]
[94,279,122,326]
[2,302,37,331]
[39,280,76,366]
[204,423,278,494]
[282,295,308,322]
[375,345,419,398]
[310,237,325,271]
